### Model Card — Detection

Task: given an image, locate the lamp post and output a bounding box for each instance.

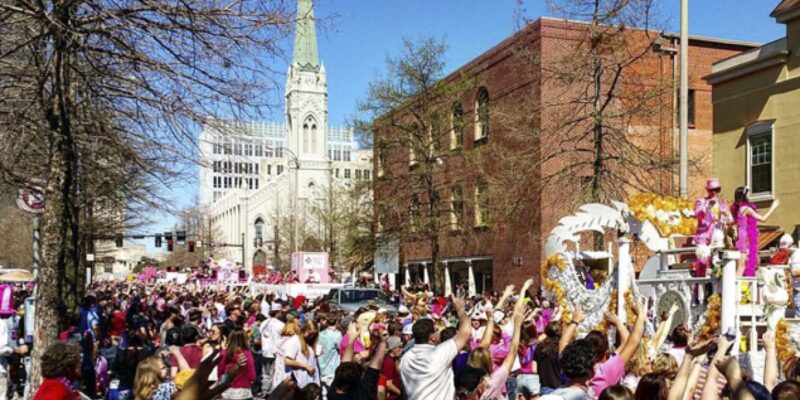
[679,0,689,197]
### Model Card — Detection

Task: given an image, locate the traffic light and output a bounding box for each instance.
[165,232,173,241]
[155,234,162,248]
[115,235,123,248]
[167,240,174,252]
[188,240,195,252]
[177,231,186,243]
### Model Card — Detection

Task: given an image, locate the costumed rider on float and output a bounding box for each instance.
[691,178,733,306]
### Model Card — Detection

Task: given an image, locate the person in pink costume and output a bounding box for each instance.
[693,178,733,276]
[731,186,780,276]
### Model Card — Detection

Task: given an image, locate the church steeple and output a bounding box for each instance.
[293,0,320,71]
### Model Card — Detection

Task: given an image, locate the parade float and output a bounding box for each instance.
[541,194,800,359]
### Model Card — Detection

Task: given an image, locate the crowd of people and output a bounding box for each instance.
[14,178,800,399]
[12,271,796,400]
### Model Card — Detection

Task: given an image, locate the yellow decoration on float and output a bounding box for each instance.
[628,193,697,237]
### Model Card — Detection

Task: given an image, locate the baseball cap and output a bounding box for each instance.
[387,336,403,351]
[471,310,487,321]
[493,310,505,324]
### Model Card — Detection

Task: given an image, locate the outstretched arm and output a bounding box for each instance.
[764,331,777,391]
[452,296,472,351]
[500,281,532,372]
[653,303,679,353]
[559,303,584,354]
[668,337,714,400]
[480,285,514,348]
[618,299,645,365]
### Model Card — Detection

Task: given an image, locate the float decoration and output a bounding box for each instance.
[759,267,789,331]
[628,193,697,238]
[695,294,721,342]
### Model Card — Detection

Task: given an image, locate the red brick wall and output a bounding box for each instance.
[376,18,753,291]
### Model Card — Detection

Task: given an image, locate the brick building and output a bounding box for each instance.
[375,17,757,293]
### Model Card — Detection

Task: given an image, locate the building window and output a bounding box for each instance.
[344,169,351,179]
[343,148,351,162]
[223,143,232,155]
[355,169,362,180]
[688,89,696,128]
[244,143,253,156]
[254,218,264,241]
[364,170,371,180]
[255,178,259,189]
[474,87,489,142]
[213,161,219,173]
[450,185,463,230]
[409,124,419,166]
[377,140,387,178]
[267,165,272,175]
[410,194,420,233]
[747,122,773,198]
[474,179,490,227]
[451,102,464,150]
[277,165,284,175]
[213,143,221,154]
[255,144,263,157]
[234,142,242,156]
[255,163,259,175]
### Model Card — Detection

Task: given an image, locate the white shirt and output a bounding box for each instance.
[260,317,285,358]
[276,335,320,389]
[400,339,458,400]
[260,299,271,318]
[0,319,13,373]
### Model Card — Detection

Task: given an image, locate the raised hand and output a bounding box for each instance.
[714,356,741,379]
[452,296,467,316]
[521,278,534,292]
[686,337,717,357]
[573,303,585,324]
[603,311,621,326]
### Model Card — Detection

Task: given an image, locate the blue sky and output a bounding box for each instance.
[138,0,786,253]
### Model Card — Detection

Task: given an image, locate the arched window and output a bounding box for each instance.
[311,123,318,153]
[451,102,464,150]
[474,179,490,227]
[475,88,489,142]
[303,116,317,153]
[450,185,463,230]
[254,217,264,241]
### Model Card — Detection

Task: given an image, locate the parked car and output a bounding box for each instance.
[325,287,397,314]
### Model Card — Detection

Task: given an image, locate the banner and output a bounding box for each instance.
[374,236,399,274]
[291,252,330,283]
[251,283,344,299]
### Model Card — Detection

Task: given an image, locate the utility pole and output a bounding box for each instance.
[679,0,689,198]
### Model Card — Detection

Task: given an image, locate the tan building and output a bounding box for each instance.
[707,0,800,237]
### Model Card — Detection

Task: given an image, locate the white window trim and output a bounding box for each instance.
[745,121,774,202]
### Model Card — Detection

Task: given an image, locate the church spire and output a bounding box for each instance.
[293,0,320,71]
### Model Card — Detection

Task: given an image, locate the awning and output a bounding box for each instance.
[758,228,785,250]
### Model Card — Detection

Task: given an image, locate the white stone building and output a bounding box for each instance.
[198,0,371,272]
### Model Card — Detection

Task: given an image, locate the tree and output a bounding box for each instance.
[357,37,473,293]
[470,0,676,250]
[310,177,375,273]
[0,0,295,388]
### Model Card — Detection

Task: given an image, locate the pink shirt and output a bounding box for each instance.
[339,333,366,355]
[589,354,625,397]
[481,367,510,400]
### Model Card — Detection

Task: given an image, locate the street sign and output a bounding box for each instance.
[16,186,45,214]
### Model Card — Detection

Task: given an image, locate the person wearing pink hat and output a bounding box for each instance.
[692,178,733,302]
